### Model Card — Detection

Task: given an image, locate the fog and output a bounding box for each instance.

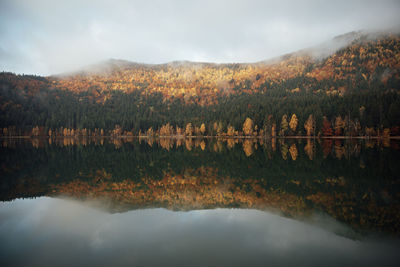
[1,0,400,75]
[0,197,399,267]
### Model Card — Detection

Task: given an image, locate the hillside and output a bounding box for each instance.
[1,31,400,137]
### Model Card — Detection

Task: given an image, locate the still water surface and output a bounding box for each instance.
[0,137,399,266]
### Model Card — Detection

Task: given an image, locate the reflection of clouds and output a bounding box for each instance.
[0,198,399,267]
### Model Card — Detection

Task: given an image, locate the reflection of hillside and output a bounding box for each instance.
[50,168,308,215]
[1,138,399,235]
[3,166,398,235]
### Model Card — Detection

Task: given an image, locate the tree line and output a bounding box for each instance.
[0,82,399,137]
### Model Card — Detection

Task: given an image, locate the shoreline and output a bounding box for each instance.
[1,135,399,140]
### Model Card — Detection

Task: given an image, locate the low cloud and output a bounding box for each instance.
[1,0,400,75]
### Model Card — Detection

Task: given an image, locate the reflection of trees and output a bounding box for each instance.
[185,138,193,151]
[213,140,223,153]
[112,138,123,149]
[322,139,333,158]
[4,165,399,235]
[280,140,288,160]
[1,138,400,235]
[382,138,390,148]
[242,140,254,157]
[226,139,235,149]
[289,143,298,161]
[271,138,276,152]
[2,137,400,161]
[304,139,315,160]
[200,140,206,151]
[146,138,154,147]
[366,140,376,148]
[334,140,346,159]
[176,138,183,148]
[159,138,173,150]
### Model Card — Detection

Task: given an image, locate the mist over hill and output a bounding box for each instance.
[1,31,400,137]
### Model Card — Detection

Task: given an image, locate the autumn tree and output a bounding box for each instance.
[334,116,346,136]
[243,117,254,136]
[200,123,206,135]
[160,123,174,136]
[185,123,193,136]
[322,116,333,136]
[176,126,183,136]
[304,114,315,136]
[146,127,154,136]
[262,115,274,138]
[213,121,223,136]
[227,125,235,136]
[113,125,122,136]
[280,114,288,136]
[194,126,201,136]
[32,126,39,136]
[289,114,298,135]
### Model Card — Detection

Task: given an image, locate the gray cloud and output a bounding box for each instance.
[1,0,400,75]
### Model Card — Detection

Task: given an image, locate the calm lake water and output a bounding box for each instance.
[1,137,399,266]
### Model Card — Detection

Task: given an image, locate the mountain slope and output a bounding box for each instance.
[46,31,400,104]
[0,31,400,137]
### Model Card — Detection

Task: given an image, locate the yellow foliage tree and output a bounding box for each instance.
[289,114,298,133]
[243,117,254,136]
[304,114,315,136]
[185,123,193,136]
[200,123,206,135]
[227,125,235,136]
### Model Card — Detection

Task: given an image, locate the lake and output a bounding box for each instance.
[0,137,399,266]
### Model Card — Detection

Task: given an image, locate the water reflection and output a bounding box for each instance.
[1,136,397,159]
[1,137,400,236]
[0,197,399,267]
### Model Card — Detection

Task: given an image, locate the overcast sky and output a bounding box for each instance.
[1,0,400,76]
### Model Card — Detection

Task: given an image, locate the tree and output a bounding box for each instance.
[227,125,235,136]
[185,123,193,136]
[146,127,154,136]
[243,117,254,136]
[304,114,315,136]
[280,114,288,136]
[289,114,298,134]
[200,123,206,135]
[322,116,333,136]
[160,123,174,136]
[334,116,345,136]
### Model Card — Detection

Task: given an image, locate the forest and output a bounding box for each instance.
[0,32,399,137]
